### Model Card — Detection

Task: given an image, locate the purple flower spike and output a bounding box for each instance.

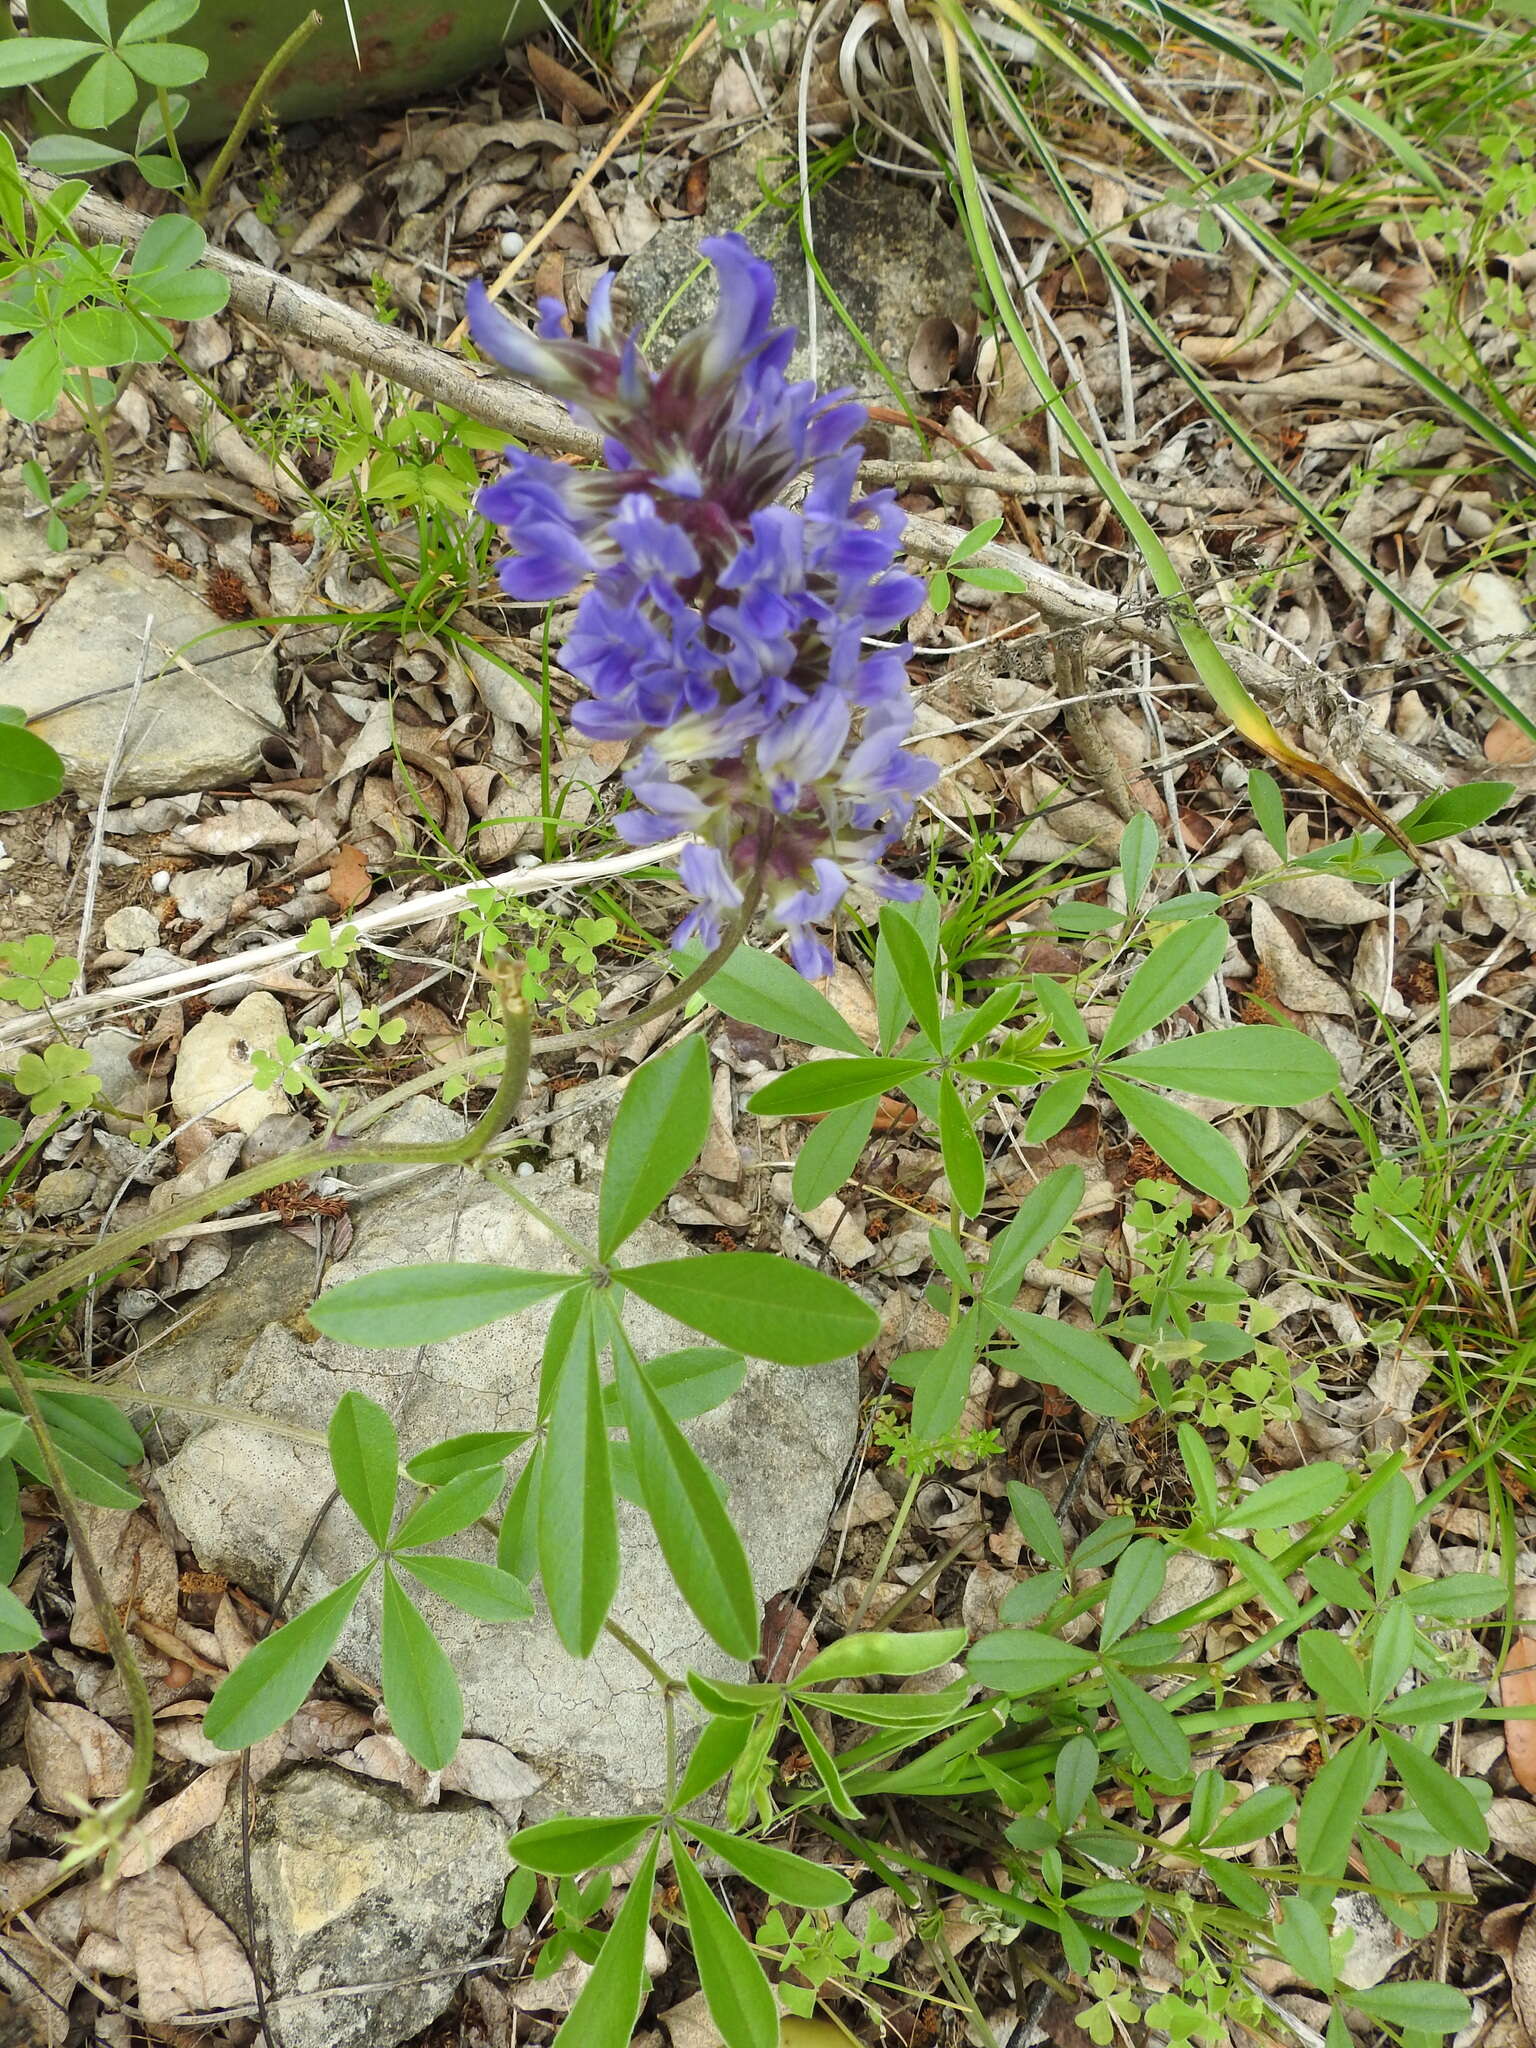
[470,236,936,976]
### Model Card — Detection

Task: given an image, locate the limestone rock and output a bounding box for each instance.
[617,132,974,399]
[176,1767,505,2048]
[0,557,281,798]
[153,1109,859,1812]
[102,906,160,951]
[170,992,288,1134]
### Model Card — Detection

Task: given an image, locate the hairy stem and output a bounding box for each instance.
[152,85,189,188]
[191,10,323,221]
[0,894,753,1328]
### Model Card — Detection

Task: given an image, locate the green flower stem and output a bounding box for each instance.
[190,10,323,222]
[0,1326,155,1834]
[843,1468,922,1637]
[152,85,189,188]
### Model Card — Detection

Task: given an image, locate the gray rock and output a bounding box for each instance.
[102,906,161,952]
[0,557,282,798]
[129,1228,319,1454]
[32,1168,96,1218]
[616,131,973,399]
[0,501,72,583]
[239,1110,314,1169]
[176,1766,505,2048]
[154,1110,859,1812]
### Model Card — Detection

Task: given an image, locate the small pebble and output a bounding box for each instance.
[32,1168,97,1219]
[102,905,160,952]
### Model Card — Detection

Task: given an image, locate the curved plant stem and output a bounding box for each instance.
[1,895,757,1333]
[191,10,323,221]
[152,85,189,188]
[604,1619,683,1805]
[1,974,534,1328]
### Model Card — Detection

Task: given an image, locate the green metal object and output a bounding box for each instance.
[24,0,568,149]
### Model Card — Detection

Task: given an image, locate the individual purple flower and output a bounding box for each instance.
[468,235,936,975]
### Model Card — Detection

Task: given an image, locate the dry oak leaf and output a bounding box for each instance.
[80,1867,255,2023]
[326,841,373,912]
[68,1506,178,1654]
[1249,898,1354,1017]
[116,1762,238,1879]
[25,1703,133,1816]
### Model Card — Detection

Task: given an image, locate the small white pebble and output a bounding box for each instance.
[150,869,171,893]
[498,230,525,260]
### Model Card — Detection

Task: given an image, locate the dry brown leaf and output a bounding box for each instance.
[909,315,963,393]
[1249,899,1354,1016]
[1242,833,1386,925]
[1486,717,1536,766]
[26,1702,134,1815]
[83,1867,256,2023]
[339,1732,437,1804]
[0,1766,31,1845]
[1503,1594,1536,1794]
[438,1738,543,1823]
[175,800,299,856]
[286,1699,374,1758]
[69,1506,178,1654]
[1511,1912,1536,2044]
[524,41,610,117]
[1447,843,1536,944]
[326,842,373,911]
[1489,1795,1536,1858]
[116,1763,237,1879]
[759,1593,818,1684]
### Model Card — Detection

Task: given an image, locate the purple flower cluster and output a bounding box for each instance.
[467,234,935,977]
